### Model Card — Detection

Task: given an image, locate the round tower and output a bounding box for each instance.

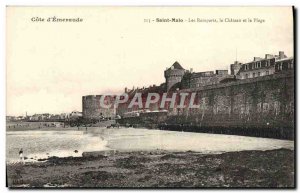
[82,95,116,119]
[164,61,185,91]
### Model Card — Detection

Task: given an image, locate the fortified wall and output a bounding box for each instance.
[169,71,294,130]
[82,51,294,138]
[82,71,294,129]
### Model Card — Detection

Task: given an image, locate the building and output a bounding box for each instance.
[59,113,68,120]
[6,116,23,122]
[164,61,185,91]
[49,114,62,121]
[29,113,51,121]
[69,111,83,120]
[235,51,293,79]
[189,70,233,88]
[82,95,116,120]
[275,57,294,73]
[116,84,165,117]
[230,61,242,76]
[6,116,14,122]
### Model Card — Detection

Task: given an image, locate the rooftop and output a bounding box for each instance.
[168,61,185,70]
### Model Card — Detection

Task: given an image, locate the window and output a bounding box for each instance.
[255,61,261,68]
[266,60,270,66]
[266,71,269,75]
[245,64,249,70]
[253,73,256,78]
[258,72,261,77]
[245,74,249,79]
[263,103,269,113]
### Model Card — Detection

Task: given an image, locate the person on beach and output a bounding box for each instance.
[19,148,24,163]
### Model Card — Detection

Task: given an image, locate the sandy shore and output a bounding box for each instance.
[7,148,294,188]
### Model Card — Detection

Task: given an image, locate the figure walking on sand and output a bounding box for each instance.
[19,148,24,163]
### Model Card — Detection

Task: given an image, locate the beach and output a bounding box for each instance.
[7,148,294,188]
[6,125,294,162]
[6,124,295,188]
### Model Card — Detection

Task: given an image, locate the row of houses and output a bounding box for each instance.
[6,111,83,122]
[231,51,294,79]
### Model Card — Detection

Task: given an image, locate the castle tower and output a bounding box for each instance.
[230,61,242,76]
[164,61,185,91]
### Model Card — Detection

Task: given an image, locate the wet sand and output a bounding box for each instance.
[7,148,294,188]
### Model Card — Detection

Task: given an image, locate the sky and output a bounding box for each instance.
[6,7,293,116]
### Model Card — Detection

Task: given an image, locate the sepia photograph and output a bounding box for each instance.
[5,6,295,188]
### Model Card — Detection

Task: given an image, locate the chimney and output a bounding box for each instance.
[125,87,128,93]
[279,51,285,59]
[265,54,273,59]
[254,57,261,61]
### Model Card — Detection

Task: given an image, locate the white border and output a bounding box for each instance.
[1,0,298,193]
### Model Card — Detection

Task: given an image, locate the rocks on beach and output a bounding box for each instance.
[6,148,294,188]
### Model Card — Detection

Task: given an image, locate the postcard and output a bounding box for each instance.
[6,6,294,188]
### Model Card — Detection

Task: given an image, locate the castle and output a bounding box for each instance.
[82,51,294,131]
